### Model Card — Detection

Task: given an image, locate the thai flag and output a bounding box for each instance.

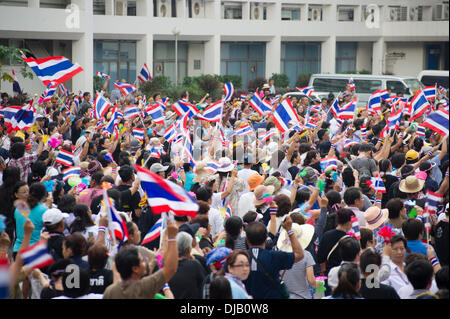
[350,216,360,239]
[279,177,293,187]
[42,82,59,102]
[63,166,81,182]
[225,203,233,219]
[416,125,426,139]
[21,54,83,87]
[19,241,54,269]
[337,99,357,120]
[197,100,223,122]
[379,89,391,102]
[421,109,449,137]
[94,94,111,120]
[438,86,447,95]
[137,63,151,83]
[423,86,437,100]
[367,90,382,114]
[0,258,9,299]
[113,82,137,96]
[141,218,163,245]
[348,76,355,91]
[11,69,22,95]
[272,98,300,133]
[205,160,221,173]
[371,174,386,193]
[150,147,161,159]
[259,129,277,143]
[296,86,314,97]
[329,98,340,118]
[96,71,109,79]
[164,122,177,142]
[270,94,281,106]
[424,191,443,215]
[136,165,199,218]
[380,125,389,139]
[360,125,367,141]
[58,83,70,97]
[55,149,74,167]
[172,100,198,117]
[240,94,247,102]
[387,107,403,131]
[409,89,431,121]
[249,91,271,116]
[4,103,35,131]
[103,190,129,243]
[344,139,357,149]
[224,82,234,102]
[124,105,141,120]
[305,119,318,129]
[133,128,145,142]
[320,157,338,173]
[145,104,165,124]
[235,123,253,136]
[160,97,169,111]
[183,134,196,168]
[104,106,123,134]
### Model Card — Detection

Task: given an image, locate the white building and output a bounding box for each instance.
[0,0,448,95]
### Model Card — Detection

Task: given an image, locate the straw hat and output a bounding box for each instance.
[193,162,213,183]
[399,175,425,193]
[253,185,275,206]
[364,206,389,230]
[277,223,315,252]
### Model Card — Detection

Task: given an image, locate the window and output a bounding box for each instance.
[337,6,354,21]
[281,42,321,87]
[94,40,137,91]
[336,42,357,73]
[194,60,201,70]
[353,80,382,93]
[222,2,242,19]
[281,6,301,21]
[153,41,188,84]
[386,80,407,94]
[312,78,348,93]
[221,42,266,88]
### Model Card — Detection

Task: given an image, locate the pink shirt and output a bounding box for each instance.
[78,188,103,207]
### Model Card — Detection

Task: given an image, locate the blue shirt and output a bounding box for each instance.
[226,274,251,299]
[184,171,195,192]
[244,248,295,299]
[406,240,439,261]
[14,203,48,252]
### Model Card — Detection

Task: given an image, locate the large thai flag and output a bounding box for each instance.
[409,89,431,121]
[387,107,403,131]
[145,104,165,124]
[21,54,83,87]
[320,157,338,173]
[423,86,437,100]
[133,128,145,142]
[124,105,141,120]
[172,100,199,117]
[197,100,223,122]
[19,241,54,269]
[249,91,271,116]
[367,90,382,114]
[113,82,137,96]
[141,218,163,245]
[272,98,300,133]
[63,166,81,182]
[379,89,391,103]
[296,86,314,97]
[224,82,234,102]
[235,123,254,136]
[94,94,111,120]
[424,191,443,215]
[421,109,449,137]
[55,149,74,167]
[205,160,221,173]
[164,122,178,142]
[136,165,199,218]
[337,99,357,120]
[137,63,151,83]
[4,103,35,131]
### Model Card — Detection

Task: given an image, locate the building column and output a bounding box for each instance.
[137,34,154,77]
[176,0,187,19]
[71,0,93,93]
[266,0,281,21]
[205,0,220,20]
[105,0,114,16]
[136,0,153,17]
[242,1,250,20]
[204,34,221,75]
[321,36,336,73]
[266,35,281,78]
[28,0,39,8]
[372,38,386,75]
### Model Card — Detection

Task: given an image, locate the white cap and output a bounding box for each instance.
[43,208,69,226]
[150,163,169,173]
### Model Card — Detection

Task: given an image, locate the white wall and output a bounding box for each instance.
[356,42,372,73]
[187,42,204,76]
[385,42,425,76]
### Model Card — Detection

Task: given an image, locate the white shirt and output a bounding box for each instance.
[397,280,439,299]
[237,192,256,219]
[381,260,410,295]
[208,207,224,237]
[53,293,103,299]
[347,206,367,227]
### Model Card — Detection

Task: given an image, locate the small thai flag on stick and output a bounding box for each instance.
[20,241,54,270]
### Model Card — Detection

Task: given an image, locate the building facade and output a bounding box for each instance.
[0,0,448,94]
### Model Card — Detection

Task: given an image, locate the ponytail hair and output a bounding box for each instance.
[224,216,243,249]
[332,263,361,299]
[379,159,391,182]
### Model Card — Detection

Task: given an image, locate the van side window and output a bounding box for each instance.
[354,80,382,93]
[386,81,407,94]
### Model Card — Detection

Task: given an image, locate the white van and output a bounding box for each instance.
[417,70,449,88]
[308,74,423,107]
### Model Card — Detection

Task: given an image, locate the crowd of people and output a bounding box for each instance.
[0,76,448,300]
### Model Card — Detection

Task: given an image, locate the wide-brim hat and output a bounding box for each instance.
[217,157,234,173]
[193,162,213,183]
[277,223,315,252]
[254,185,275,206]
[364,206,389,230]
[399,175,425,193]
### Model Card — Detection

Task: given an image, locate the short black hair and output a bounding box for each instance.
[390,234,408,250]
[435,266,449,290]
[114,246,141,280]
[402,218,424,241]
[336,208,354,225]
[245,222,267,246]
[343,187,362,206]
[359,228,373,249]
[195,187,213,202]
[339,237,361,262]
[405,260,434,290]
[359,248,381,274]
[119,165,134,183]
[391,153,406,169]
[386,198,404,220]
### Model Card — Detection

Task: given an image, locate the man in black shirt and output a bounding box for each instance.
[115,165,141,223]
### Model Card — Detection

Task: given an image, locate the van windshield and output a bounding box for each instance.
[403,79,424,92]
[419,76,448,88]
[312,78,382,94]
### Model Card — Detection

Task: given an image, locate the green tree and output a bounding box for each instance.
[270,73,290,88]
[0,45,34,90]
[295,73,313,88]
